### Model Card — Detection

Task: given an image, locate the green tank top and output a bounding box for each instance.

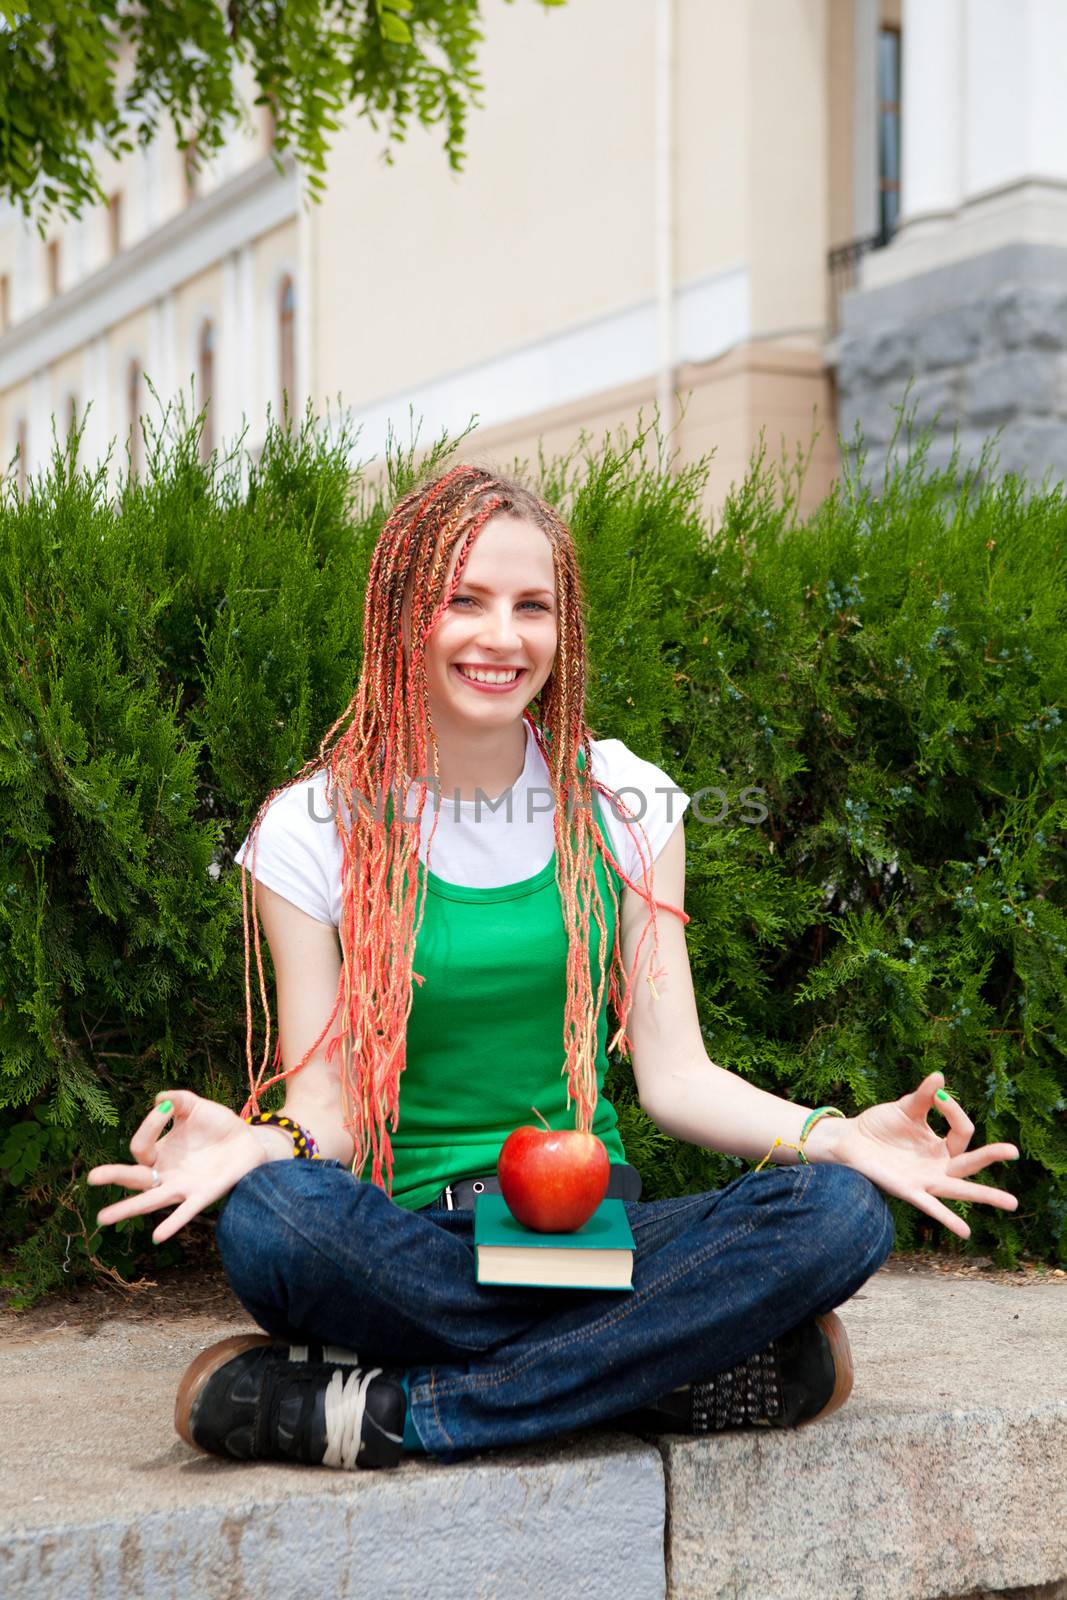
[375,784,629,1210]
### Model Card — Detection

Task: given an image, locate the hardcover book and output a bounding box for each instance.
[474,1193,635,1291]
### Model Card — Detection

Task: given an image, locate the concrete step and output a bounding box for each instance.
[664,1271,1067,1600]
[0,1310,667,1600]
[1,1266,1064,1600]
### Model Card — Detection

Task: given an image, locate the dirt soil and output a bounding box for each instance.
[1,1249,1063,1343]
[0,1258,249,1341]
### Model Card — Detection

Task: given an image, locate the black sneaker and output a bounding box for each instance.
[617,1311,854,1435]
[175,1334,407,1469]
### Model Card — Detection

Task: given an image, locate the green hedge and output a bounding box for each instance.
[1,409,1064,1304]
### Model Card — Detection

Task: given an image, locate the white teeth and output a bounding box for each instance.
[458,666,520,685]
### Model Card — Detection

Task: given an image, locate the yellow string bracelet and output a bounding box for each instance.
[752,1106,846,1172]
[752,1137,804,1172]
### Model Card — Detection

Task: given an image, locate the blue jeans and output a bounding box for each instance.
[215,1158,894,1462]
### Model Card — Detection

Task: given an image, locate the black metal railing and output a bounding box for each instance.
[827,225,895,335]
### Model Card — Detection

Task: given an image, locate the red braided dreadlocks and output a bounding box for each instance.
[239,463,688,1192]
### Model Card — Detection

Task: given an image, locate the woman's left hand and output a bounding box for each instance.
[816,1070,1020,1239]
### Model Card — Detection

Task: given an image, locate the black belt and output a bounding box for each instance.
[432,1162,642,1211]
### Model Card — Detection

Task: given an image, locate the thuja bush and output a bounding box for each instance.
[598,429,1066,1268]
[0,405,442,1301]
[0,411,1064,1305]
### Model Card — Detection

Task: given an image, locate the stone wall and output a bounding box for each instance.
[835,243,1067,486]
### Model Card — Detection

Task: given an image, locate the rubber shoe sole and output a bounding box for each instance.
[800,1311,854,1426]
[175,1333,276,1454]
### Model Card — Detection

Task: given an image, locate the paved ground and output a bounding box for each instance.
[1,1261,1064,1600]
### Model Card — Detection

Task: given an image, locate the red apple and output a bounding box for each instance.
[497,1123,610,1233]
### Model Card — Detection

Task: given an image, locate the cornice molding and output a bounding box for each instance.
[0,154,299,392]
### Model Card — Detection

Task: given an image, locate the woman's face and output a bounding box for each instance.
[422,513,558,730]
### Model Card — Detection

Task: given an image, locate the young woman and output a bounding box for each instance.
[89,464,1019,1469]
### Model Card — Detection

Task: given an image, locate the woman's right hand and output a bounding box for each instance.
[87,1090,268,1244]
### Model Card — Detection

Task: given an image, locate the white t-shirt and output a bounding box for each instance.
[233,720,690,927]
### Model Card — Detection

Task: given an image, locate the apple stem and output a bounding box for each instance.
[530,1105,551,1132]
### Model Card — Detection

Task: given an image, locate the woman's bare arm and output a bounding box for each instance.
[621,822,1018,1238]
[620,821,837,1160]
[252,881,355,1166]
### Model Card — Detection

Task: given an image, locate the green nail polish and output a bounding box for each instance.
[935,1089,950,1102]
[157,1098,173,1115]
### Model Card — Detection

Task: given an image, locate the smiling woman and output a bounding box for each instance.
[89,462,1019,1474]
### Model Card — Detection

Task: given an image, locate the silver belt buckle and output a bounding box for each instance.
[444,1183,454,1211]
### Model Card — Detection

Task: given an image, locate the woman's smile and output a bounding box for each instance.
[452,663,529,692]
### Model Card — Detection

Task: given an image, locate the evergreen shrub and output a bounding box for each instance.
[1,411,1064,1304]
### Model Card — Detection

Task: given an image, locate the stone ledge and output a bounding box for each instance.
[840,243,1067,336]
[663,1404,1065,1600]
[0,1309,667,1599]
[3,1436,666,1600]
[2,1270,1064,1600]
[660,1271,1067,1600]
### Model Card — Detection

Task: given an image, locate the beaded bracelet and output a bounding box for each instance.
[244,1111,321,1160]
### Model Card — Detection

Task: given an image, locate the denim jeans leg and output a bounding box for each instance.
[409,1163,894,1459]
[215,1157,583,1366]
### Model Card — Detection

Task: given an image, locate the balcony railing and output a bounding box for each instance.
[827,225,895,336]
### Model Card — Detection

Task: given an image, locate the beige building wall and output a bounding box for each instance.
[0,33,286,486]
[309,0,845,515]
[746,0,830,342]
[254,224,300,426]
[0,167,298,484]
[827,0,856,246]
[311,0,659,404]
[468,345,835,522]
[106,306,154,467]
[675,1,749,285]
[0,0,906,512]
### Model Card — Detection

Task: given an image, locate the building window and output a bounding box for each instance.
[108,193,122,258]
[878,25,902,240]
[15,418,27,497]
[0,274,9,331]
[278,274,296,421]
[47,239,61,298]
[198,318,215,461]
[128,360,143,476]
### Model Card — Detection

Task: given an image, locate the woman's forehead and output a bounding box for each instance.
[447,514,555,587]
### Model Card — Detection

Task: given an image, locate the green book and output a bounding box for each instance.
[474,1192,635,1291]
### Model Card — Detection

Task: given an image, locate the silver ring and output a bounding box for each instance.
[150,1167,161,1188]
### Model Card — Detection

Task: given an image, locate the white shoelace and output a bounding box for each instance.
[322,1362,384,1469]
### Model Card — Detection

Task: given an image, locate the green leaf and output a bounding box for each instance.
[379,12,412,44]
[0,0,548,218]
